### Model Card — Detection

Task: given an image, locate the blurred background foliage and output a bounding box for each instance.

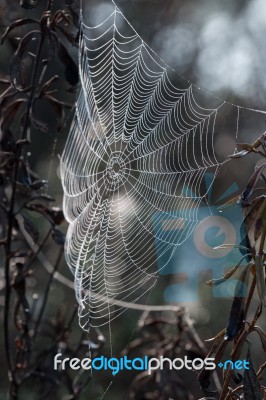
[0,0,265,399]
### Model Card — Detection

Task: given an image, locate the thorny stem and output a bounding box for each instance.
[3,1,53,398]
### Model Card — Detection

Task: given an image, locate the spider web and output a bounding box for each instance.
[60,1,264,330]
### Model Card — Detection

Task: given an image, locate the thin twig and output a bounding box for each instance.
[3,1,53,396]
[33,247,63,337]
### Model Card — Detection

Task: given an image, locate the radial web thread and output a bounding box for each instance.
[60,2,265,329]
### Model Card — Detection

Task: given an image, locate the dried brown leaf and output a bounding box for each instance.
[243,347,262,400]
[224,266,250,341]
[254,254,266,307]
[240,163,266,203]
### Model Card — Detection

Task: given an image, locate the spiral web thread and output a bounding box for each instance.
[60,2,265,330]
